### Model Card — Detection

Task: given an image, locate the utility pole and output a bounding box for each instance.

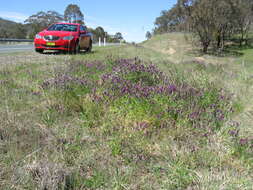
[104,38,106,46]
[99,37,101,47]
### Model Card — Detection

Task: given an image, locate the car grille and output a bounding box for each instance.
[43,35,60,41]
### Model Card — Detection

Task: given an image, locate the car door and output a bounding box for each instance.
[79,25,90,49]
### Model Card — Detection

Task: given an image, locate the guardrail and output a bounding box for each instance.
[0,38,33,42]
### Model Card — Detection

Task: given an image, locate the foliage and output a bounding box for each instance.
[153,0,253,52]
[88,27,124,43]
[114,32,123,41]
[154,2,188,34]
[228,0,253,46]
[0,18,27,38]
[64,4,84,24]
[25,11,63,38]
[146,31,152,39]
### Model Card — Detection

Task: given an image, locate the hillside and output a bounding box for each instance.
[0,17,18,37]
[142,33,192,63]
[0,17,27,38]
[0,17,17,27]
[0,34,253,189]
[142,33,236,65]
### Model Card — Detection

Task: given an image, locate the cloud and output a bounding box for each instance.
[0,11,28,23]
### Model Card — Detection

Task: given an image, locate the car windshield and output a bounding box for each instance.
[47,24,78,32]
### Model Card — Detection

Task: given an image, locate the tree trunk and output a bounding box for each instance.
[245,34,249,46]
[203,42,209,53]
[245,39,248,46]
[240,31,244,47]
[221,32,225,50]
[217,34,221,49]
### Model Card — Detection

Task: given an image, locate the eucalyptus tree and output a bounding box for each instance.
[146,31,152,39]
[153,0,253,52]
[181,0,218,52]
[228,0,253,46]
[64,4,84,24]
[25,11,63,38]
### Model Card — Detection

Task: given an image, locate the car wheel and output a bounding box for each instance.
[35,49,44,54]
[73,41,80,54]
[86,40,92,53]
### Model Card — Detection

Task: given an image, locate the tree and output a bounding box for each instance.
[25,11,63,28]
[154,10,170,34]
[182,0,253,51]
[181,0,236,52]
[87,26,123,43]
[153,0,253,52]
[25,11,63,38]
[146,31,152,39]
[210,0,232,49]
[95,26,106,38]
[182,0,217,52]
[114,32,123,41]
[154,2,189,35]
[64,4,84,24]
[228,0,253,46]
[87,26,105,42]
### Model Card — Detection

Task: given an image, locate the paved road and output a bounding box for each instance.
[0,43,121,53]
[0,44,34,53]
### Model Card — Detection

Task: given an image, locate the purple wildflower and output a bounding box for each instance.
[239,138,248,146]
[228,129,239,137]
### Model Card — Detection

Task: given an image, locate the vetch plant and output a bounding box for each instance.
[42,58,233,135]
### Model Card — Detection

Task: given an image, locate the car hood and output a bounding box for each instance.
[39,30,78,37]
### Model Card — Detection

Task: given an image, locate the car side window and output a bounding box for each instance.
[80,25,86,32]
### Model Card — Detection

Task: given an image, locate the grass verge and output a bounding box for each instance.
[0,39,253,189]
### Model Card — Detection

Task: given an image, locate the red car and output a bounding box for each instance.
[34,23,92,54]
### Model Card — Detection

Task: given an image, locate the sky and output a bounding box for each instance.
[0,0,176,42]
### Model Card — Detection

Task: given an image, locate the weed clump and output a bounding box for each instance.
[25,160,72,190]
[43,58,233,138]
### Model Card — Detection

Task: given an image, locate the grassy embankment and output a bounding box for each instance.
[0,33,252,189]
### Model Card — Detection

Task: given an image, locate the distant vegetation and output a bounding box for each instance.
[149,0,253,53]
[0,4,124,43]
[0,18,27,39]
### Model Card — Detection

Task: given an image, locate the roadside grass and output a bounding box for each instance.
[0,37,253,190]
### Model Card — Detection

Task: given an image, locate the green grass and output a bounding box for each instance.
[0,36,253,189]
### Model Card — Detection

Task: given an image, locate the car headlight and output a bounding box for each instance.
[35,34,42,39]
[63,36,74,40]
